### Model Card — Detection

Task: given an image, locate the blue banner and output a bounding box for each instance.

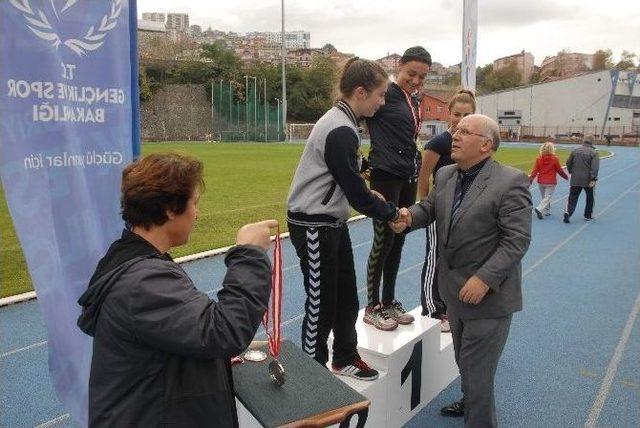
[0,0,138,425]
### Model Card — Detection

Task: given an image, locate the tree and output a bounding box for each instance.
[139,66,153,102]
[321,43,337,53]
[615,50,638,70]
[287,57,337,121]
[200,42,243,81]
[529,67,542,84]
[593,49,613,70]
[483,62,522,92]
[476,64,493,91]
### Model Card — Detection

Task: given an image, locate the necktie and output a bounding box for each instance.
[451,172,464,220]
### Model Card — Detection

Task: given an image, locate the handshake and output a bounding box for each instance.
[389,207,412,233]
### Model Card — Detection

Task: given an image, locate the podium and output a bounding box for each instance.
[330,307,459,427]
[234,340,370,427]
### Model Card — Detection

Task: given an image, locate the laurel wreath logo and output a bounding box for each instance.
[9,0,123,56]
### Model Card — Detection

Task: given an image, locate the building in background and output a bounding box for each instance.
[493,50,534,84]
[477,70,639,141]
[166,13,189,32]
[247,31,311,49]
[540,52,594,81]
[141,12,165,23]
[137,19,167,59]
[377,53,401,75]
[420,93,449,137]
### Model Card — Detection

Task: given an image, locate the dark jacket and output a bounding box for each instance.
[567,143,599,187]
[77,229,271,427]
[366,82,422,181]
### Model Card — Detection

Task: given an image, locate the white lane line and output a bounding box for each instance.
[584,291,640,428]
[35,413,70,428]
[0,340,47,358]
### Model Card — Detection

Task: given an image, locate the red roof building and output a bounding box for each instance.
[421,94,448,121]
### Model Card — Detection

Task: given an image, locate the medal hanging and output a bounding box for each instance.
[401,87,423,141]
[264,226,285,386]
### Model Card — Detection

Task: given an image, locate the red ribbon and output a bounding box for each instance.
[263,226,283,358]
[401,87,422,140]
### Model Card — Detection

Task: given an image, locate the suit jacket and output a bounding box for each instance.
[409,158,532,319]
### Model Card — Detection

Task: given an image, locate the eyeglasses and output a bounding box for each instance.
[455,127,491,140]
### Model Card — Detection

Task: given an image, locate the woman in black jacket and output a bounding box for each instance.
[364,46,432,331]
[78,153,276,427]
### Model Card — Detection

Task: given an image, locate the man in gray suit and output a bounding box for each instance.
[564,136,599,223]
[390,114,532,427]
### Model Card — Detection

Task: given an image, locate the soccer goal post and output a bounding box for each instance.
[288,123,316,143]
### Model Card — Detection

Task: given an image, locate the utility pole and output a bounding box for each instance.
[211,79,219,144]
[281,0,287,138]
[244,75,249,139]
[264,78,268,141]
[275,98,281,141]
[253,76,257,140]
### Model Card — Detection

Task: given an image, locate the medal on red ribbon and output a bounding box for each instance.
[401,87,423,140]
[264,226,285,386]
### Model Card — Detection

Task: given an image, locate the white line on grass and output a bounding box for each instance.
[584,291,640,428]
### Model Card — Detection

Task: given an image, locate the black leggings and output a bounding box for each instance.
[366,169,417,306]
[289,222,360,367]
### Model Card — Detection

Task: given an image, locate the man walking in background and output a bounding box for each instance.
[564,136,600,223]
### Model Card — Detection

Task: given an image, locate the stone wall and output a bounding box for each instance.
[141,84,213,141]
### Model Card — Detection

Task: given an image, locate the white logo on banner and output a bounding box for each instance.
[9,0,122,56]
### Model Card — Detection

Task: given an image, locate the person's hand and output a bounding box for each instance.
[459,275,490,305]
[236,219,279,250]
[370,189,386,201]
[361,169,371,181]
[389,208,411,233]
[588,180,596,188]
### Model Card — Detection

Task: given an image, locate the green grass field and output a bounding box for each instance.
[0,143,600,298]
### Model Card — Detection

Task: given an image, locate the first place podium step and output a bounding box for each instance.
[331,307,459,427]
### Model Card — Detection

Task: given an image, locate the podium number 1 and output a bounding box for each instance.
[400,340,422,410]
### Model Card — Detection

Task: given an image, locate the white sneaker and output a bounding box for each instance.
[331,359,379,381]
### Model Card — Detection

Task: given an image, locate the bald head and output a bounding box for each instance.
[452,114,501,170]
[465,114,501,151]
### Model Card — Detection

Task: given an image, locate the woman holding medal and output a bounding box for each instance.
[78,153,276,427]
[287,58,400,380]
[363,46,432,331]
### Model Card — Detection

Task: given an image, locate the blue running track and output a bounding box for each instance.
[1,144,639,427]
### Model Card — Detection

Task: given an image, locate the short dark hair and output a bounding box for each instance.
[338,57,388,98]
[121,153,204,229]
[400,46,432,66]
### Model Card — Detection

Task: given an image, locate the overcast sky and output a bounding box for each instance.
[138,0,640,67]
